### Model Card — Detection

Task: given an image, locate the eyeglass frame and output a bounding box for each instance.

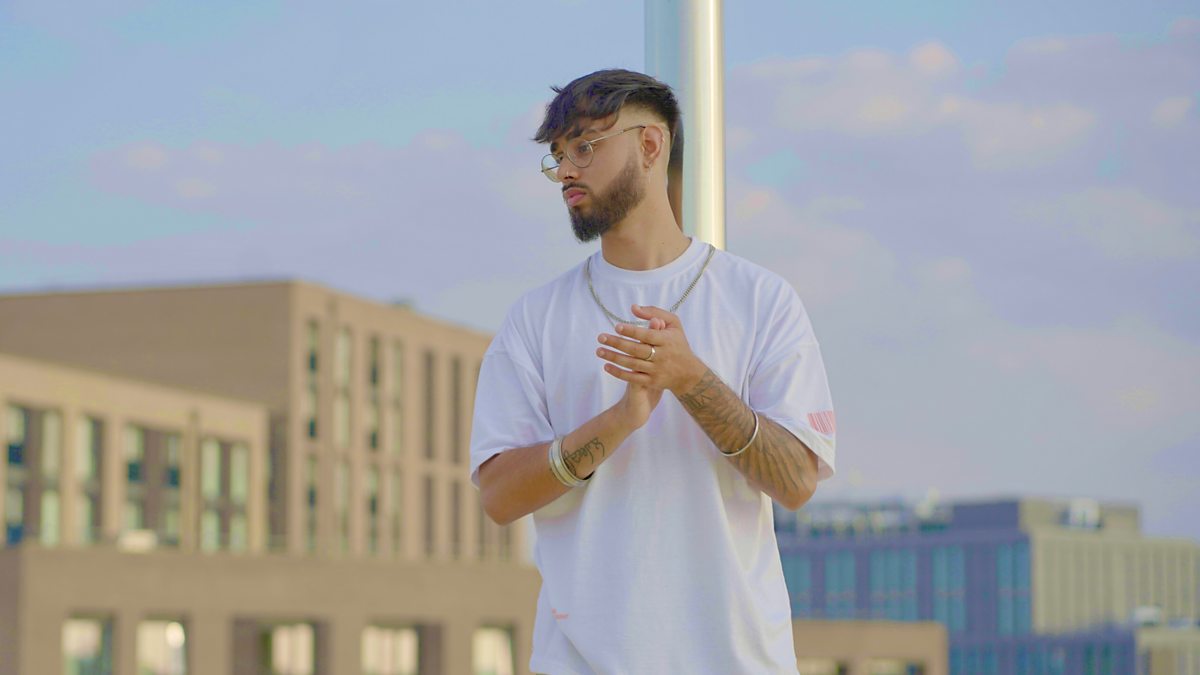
[540,125,647,182]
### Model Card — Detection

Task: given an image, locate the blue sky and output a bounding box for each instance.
[2,1,1197,541]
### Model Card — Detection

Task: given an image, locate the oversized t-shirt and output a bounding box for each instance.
[470,238,836,675]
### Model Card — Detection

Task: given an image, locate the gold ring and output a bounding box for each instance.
[645,346,656,362]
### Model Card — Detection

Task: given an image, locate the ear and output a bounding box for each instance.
[640,125,667,169]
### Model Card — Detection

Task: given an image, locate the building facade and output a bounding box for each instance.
[776,498,1200,674]
[0,281,539,675]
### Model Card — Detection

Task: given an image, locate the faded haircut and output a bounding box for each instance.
[534,68,683,171]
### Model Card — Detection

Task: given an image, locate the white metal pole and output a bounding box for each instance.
[645,0,726,250]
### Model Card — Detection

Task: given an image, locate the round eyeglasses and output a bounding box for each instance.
[540,125,646,183]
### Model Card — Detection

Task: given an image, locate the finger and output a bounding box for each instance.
[598,333,653,357]
[602,363,653,385]
[614,322,659,344]
[649,317,666,330]
[596,347,654,372]
[631,304,678,327]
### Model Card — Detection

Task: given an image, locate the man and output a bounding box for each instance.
[470,69,836,674]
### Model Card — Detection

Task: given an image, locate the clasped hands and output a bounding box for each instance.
[596,304,707,397]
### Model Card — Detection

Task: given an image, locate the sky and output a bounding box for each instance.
[2,1,1198,541]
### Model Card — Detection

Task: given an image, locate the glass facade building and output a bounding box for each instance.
[776,498,1196,675]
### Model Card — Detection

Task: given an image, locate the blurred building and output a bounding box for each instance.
[777,497,1200,674]
[791,618,947,675]
[0,281,538,675]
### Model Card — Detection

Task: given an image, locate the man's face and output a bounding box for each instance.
[550,117,647,242]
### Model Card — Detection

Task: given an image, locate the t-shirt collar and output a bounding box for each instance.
[589,236,706,285]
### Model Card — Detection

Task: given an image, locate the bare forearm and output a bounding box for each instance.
[676,368,819,510]
[478,405,636,525]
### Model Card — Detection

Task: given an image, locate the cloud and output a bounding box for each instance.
[1023,187,1200,259]
[125,143,168,171]
[909,41,958,77]
[939,97,1096,170]
[739,40,1098,171]
[1152,96,1193,127]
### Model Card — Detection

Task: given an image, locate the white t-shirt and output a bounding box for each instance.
[470,238,836,675]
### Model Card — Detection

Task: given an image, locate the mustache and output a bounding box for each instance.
[562,182,589,193]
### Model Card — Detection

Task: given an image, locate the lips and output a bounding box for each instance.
[563,187,586,207]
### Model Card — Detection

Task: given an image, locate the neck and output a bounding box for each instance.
[599,191,689,271]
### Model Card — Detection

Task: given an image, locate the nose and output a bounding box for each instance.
[556,157,579,183]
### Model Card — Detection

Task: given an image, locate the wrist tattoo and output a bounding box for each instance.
[679,369,721,413]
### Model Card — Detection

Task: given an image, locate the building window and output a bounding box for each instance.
[200,438,221,551]
[162,434,182,546]
[198,437,250,553]
[63,617,113,674]
[933,545,966,633]
[824,550,856,619]
[75,417,103,544]
[305,382,319,440]
[230,443,249,506]
[782,555,813,616]
[451,356,462,464]
[368,337,382,451]
[423,475,435,557]
[334,392,351,449]
[334,328,353,449]
[1015,540,1031,634]
[123,425,148,536]
[126,426,145,484]
[4,406,28,546]
[451,480,462,559]
[201,439,221,500]
[6,405,26,467]
[391,470,403,557]
[40,490,60,546]
[367,467,380,555]
[423,351,435,460]
[336,459,350,554]
[362,625,419,675]
[391,341,404,457]
[305,456,318,553]
[306,320,320,374]
[136,619,188,675]
[869,549,917,621]
[305,319,320,440]
[335,328,352,387]
[263,622,316,675]
[472,626,515,675]
[41,410,62,477]
[121,426,185,549]
[38,410,63,546]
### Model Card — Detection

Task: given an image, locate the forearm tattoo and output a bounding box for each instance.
[563,437,606,478]
[680,369,816,504]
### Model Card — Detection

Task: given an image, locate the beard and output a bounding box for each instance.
[568,152,646,243]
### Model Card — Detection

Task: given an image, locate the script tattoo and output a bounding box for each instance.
[679,368,816,506]
[563,437,606,479]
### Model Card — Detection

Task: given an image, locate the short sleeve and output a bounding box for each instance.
[747,283,836,482]
[468,321,553,488]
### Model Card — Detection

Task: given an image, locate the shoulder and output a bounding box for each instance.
[504,259,586,330]
[489,258,588,361]
[709,248,803,306]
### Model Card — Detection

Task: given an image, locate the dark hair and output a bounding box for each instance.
[534,68,683,169]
